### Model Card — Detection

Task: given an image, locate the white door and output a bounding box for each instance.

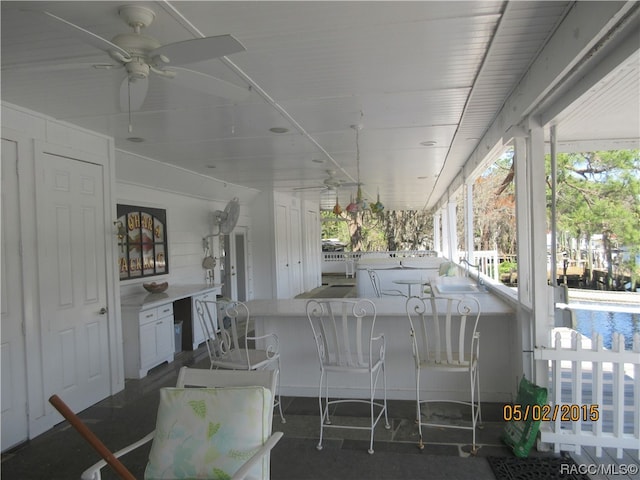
[234,231,248,301]
[275,203,291,298]
[289,205,303,297]
[1,138,29,450]
[304,208,320,292]
[35,152,111,414]
[221,229,248,301]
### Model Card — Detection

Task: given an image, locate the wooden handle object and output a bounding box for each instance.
[48,394,137,480]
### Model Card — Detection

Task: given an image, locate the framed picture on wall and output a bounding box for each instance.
[116,204,169,280]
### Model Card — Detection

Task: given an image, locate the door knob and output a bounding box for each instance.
[99,307,108,315]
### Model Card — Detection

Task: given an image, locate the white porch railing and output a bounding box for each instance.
[534,329,640,459]
[457,250,500,281]
[321,250,438,274]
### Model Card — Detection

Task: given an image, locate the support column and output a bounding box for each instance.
[433,211,441,255]
[528,119,554,388]
[465,182,474,263]
[513,134,532,382]
[446,201,457,260]
[441,205,450,259]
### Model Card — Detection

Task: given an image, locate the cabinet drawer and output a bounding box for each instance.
[139,308,158,325]
[157,303,173,318]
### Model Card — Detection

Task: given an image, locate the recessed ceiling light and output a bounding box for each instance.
[206,165,216,169]
[127,136,145,143]
[312,158,324,164]
[417,176,429,179]
[466,137,480,141]
[269,127,289,134]
[420,140,437,147]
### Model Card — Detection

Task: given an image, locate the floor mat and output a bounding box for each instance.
[486,456,589,480]
[309,285,355,298]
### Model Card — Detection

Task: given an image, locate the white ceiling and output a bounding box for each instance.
[2,1,639,210]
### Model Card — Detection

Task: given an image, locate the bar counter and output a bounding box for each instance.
[248,281,517,402]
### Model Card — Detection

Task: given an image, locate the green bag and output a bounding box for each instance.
[501,376,548,458]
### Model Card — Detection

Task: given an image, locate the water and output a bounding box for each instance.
[573,304,640,349]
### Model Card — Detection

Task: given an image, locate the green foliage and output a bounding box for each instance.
[549,150,640,248]
[499,261,517,275]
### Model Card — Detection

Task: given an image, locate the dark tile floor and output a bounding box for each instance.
[1,342,555,480]
[1,276,562,479]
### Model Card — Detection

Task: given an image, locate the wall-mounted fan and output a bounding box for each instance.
[294,170,359,192]
[201,197,240,267]
[212,197,240,236]
[14,4,250,112]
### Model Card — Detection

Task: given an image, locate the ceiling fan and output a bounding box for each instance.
[294,170,359,192]
[12,4,251,112]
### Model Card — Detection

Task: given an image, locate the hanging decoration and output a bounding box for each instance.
[346,123,382,217]
[332,195,343,215]
[370,188,385,214]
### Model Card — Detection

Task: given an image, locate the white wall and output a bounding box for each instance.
[114,150,258,298]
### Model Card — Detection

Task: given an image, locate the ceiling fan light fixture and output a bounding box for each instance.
[320,190,337,211]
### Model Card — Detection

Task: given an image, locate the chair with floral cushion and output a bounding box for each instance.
[81,368,283,480]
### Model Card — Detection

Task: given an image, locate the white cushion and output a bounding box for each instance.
[145,386,272,480]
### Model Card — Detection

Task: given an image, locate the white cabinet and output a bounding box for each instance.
[274,192,304,298]
[190,290,218,350]
[123,302,175,379]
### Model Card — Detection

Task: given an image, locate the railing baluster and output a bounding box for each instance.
[593,334,604,458]
[535,328,639,459]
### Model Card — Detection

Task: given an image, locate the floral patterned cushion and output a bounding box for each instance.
[144,386,272,480]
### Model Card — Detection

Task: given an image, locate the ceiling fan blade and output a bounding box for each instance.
[119,76,149,112]
[163,67,250,102]
[34,10,132,62]
[293,185,328,191]
[2,59,118,74]
[150,35,245,66]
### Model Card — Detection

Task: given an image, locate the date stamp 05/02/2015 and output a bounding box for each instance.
[502,403,600,422]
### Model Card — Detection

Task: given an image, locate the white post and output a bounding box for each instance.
[433,211,441,255]
[446,201,457,261]
[465,182,475,264]
[528,118,554,389]
[513,132,532,383]
[441,205,450,258]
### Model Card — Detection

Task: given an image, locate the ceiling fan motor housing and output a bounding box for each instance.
[118,5,156,30]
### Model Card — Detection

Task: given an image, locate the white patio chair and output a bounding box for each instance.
[195,299,285,424]
[405,294,482,454]
[366,268,406,298]
[81,368,283,480]
[306,298,390,454]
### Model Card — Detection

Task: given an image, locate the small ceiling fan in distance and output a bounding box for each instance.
[12,4,250,113]
[294,170,359,192]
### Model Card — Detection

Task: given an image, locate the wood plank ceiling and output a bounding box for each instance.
[2,1,638,210]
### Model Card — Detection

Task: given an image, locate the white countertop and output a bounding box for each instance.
[247,290,513,318]
[121,283,223,309]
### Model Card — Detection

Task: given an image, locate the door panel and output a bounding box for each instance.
[289,206,303,297]
[275,204,291,298]
[234,232,247,301]
[1,138,28,450]
[36,152,110,414]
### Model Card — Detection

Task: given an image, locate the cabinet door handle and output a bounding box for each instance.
[156,321,163,325]
[145,313,154,318]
